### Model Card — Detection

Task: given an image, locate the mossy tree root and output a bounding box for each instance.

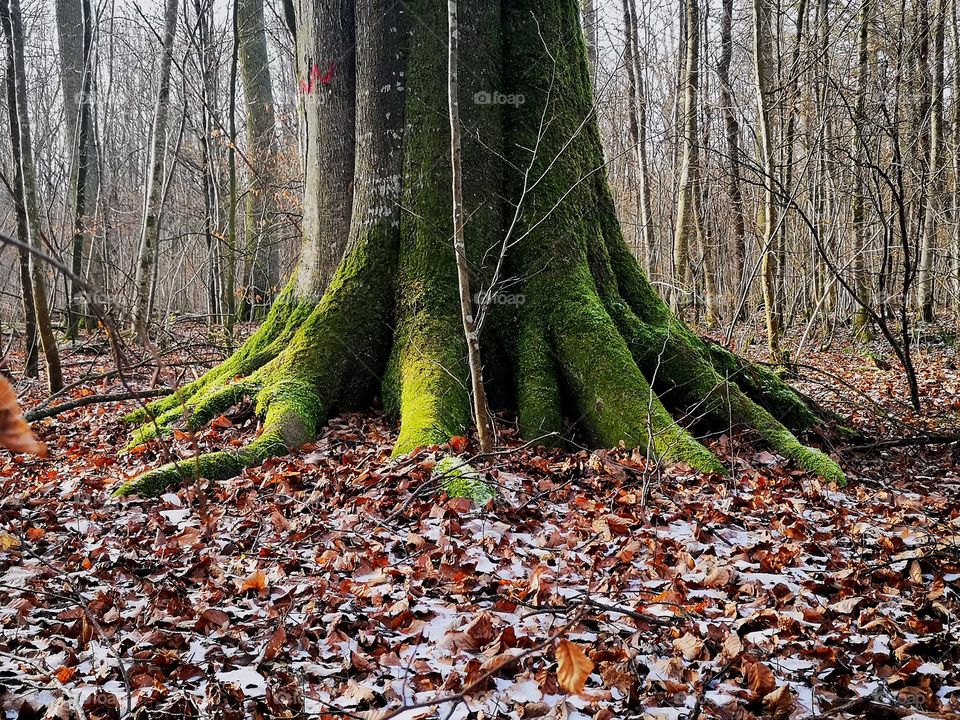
[123,284,318,428]
[115,225,397,497]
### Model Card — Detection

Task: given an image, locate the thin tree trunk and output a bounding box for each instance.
[953,0,960,313]
[753,0,783,361]
[671,0,701,316]
[2,26,38,378]
[447,0,494,453]
[224,0,240,336]
[131,0,179,339]
[919,0,946,322]
[2,0,64,392]
[622,0,655,274]
[851,0,872,339]
[190,0,221,328]
[717,0,748,320]
[55,0,98,339]
[781,0,806,323]
[237,0,280,318]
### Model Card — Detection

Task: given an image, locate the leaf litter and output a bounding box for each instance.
[0,339,958,720]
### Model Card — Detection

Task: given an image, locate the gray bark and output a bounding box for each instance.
[131,0,179,338]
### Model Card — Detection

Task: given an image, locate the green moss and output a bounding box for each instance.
[389,315,470,455]
[547,267,725,474]
[516,317,563,445]
[434,455,495,502]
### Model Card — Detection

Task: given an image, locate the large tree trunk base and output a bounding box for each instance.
[114,0,846,497]
[116,245,846,497]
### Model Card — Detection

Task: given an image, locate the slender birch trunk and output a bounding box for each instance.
[447,0,494,453]
[131,0,178,339]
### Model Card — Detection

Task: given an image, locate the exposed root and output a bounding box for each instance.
[545,269,726,475]
[124,284,316,428]
[386,314,470,456]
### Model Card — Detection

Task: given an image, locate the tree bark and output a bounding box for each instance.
[2,0,64,392]
[717,0,748,320]
[851,0,872,339]
[290,0,356,298]
[753,0,783,361]
[622,0,655,274]
[671,0,703,316]
[918,0,946,322]
[131,0,179,339]
[118,0,846,497]
[2,17,37,379]
[237,0,281,318]
[55,0,99,339]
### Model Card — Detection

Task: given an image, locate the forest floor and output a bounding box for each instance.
[1,323,959,720]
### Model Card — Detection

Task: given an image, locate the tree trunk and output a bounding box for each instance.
[237,0,281,318]
[2,0,64,393]
[622,0,655,274]
[582,0,598,88]
[118,0,845,497]
[447,0,494,453]
[918,0,946,322]
[291,0,356,297]
[671,0,703,317]
[953,0,960,313]
[717,0,748,320]
[851,0,872,339]
[753,0,783,361]
[2,25,38,378]
[55,0,98,339]
[131,0,179,339]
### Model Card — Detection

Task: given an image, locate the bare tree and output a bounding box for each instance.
[753,0,783,361]
[918,0,946,322]
[237,0,280,319]
[131,0,179,339]
[2,0,64,392]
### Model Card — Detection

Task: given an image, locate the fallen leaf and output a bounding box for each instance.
[743,660,776,698]
[763,685,793,719]
[555,639,594,693]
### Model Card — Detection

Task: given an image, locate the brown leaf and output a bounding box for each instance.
[763,685,794,719]
[555,639,594,694]
[263,626,286,661]
[673,632,705,661]
[239,568,268,596]
[721,632,744,661]
[743,660,776,698]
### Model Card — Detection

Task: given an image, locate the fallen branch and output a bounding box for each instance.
[26,389,173,422]
[842,433,960,451]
